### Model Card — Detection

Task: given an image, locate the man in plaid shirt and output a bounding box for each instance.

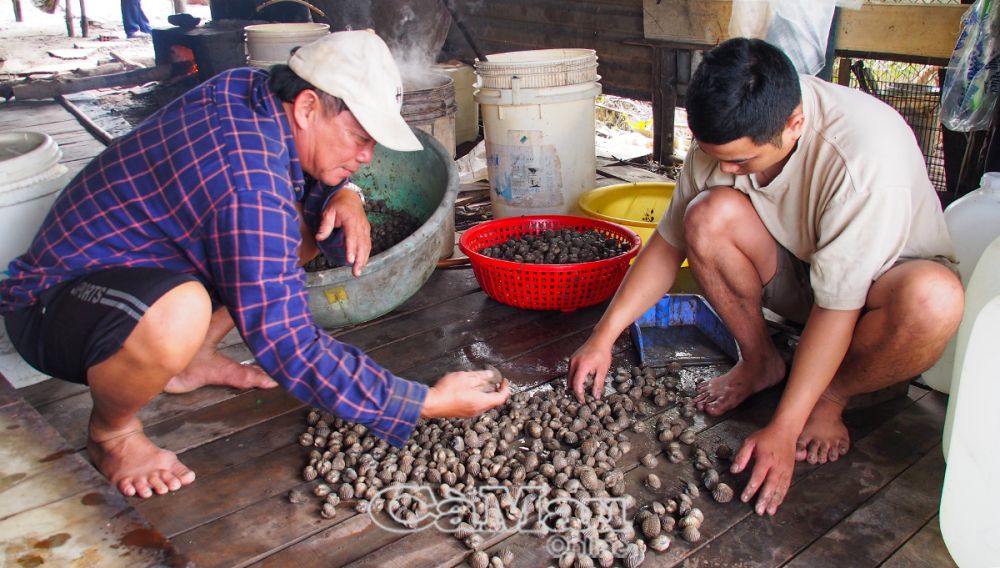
[1,31,509,499]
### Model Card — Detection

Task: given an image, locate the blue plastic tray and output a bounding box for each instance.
[631,294,739,366]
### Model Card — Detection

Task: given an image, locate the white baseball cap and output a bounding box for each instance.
[288,30,423,152]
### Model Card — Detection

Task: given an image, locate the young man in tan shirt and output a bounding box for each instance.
[569,38,963,516]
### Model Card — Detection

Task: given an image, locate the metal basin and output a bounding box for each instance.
[305,129,458,328]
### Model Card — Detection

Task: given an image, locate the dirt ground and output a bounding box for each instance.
[0,0,211,80]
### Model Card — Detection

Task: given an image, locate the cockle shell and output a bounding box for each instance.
[713,482,734,503]
[645,474,661,490]
[469,551,489,568]
[648,534,671,552]
[702,468,720,490]
[641,514,661,539]
[681,525,702,543]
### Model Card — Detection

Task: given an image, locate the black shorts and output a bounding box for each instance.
[3,267,199,385]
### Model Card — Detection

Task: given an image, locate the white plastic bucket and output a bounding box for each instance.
[0,132,71,277]
[434,61,479,145]
[244,23,330,67]
[475,49,601,218]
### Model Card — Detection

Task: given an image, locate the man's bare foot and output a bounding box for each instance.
[88,416,196,498]
[795,394,850,464]
[164,350,278,394]
[693,355,785,416]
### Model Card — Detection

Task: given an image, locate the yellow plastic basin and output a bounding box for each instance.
[578,182,675,245]
[579,181,693,276]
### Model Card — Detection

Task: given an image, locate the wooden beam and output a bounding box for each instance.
[12,0,22,22]
[643,0,966,62]
[13,64,173,100]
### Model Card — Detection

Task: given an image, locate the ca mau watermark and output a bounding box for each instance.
[369,484,632,556]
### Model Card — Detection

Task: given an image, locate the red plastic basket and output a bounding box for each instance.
[459,215,642,311]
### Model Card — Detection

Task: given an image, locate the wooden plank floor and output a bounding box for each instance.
[10,267,959,567]
[1,99,960,567]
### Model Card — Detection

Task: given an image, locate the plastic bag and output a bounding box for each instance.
[941,0,1000,132]
[729,0,860,76]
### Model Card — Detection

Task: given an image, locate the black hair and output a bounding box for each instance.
[267,63,345,116]
[686,38,801,146]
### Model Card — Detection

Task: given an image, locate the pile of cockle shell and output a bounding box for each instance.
[301,198,421,272]
[479,228,631,265]
[291,362,739,567]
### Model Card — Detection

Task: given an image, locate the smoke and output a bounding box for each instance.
[379,0,453,89]
[315,0,459,87]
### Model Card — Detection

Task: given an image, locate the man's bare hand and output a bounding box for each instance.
[420,371,511,419]
[731,423,797,516]
[318,188,371,277]
[568,338,612,403]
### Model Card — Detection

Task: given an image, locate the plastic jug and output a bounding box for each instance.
[920,172,1000,393]
[939,234,1000,566]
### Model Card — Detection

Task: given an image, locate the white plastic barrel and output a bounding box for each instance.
[939,234,1000,566]
[0,132,71,277]
[921,172,1000,393]
[475,49,601,218]
[244,23,330,68]
[434,60,479,146]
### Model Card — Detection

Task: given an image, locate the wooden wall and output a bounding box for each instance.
[440,0,652,101]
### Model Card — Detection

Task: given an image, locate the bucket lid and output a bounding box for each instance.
[0,132,63,188]
[476,49,598,89]
[243,22,330,34]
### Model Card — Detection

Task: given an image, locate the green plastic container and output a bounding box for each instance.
[305,129,458,328]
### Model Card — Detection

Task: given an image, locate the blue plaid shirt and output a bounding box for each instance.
[0,68,426,446]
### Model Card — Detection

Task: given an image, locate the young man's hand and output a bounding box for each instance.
[731,423,798,516]
[568,337,613,403]
[317,187,371,277]
[420,371,511,419]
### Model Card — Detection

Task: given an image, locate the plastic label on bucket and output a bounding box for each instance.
[488,131,563,208]
[324,287,349,305]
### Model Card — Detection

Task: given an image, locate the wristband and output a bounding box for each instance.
[343,181,365,204]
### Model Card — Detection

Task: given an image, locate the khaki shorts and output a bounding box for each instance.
[761,245,813,325]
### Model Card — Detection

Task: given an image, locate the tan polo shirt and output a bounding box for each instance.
[657,75,956,310]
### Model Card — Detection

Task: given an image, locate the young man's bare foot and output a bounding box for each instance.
[88,416,196,498]
[694,355,786,416]
[795,393,850,464]
[164,350,277,394]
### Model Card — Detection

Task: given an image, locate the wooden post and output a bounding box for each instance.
[651,46,678,166]
[64,0,75,37]
[837,57,852,87]
[79,0,89,37]
[173,0,185,13]
[12,0,22,22]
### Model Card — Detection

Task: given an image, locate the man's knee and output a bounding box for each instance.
[683,186,755,247]
[878,262,964,339]
[128,282,212,375]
